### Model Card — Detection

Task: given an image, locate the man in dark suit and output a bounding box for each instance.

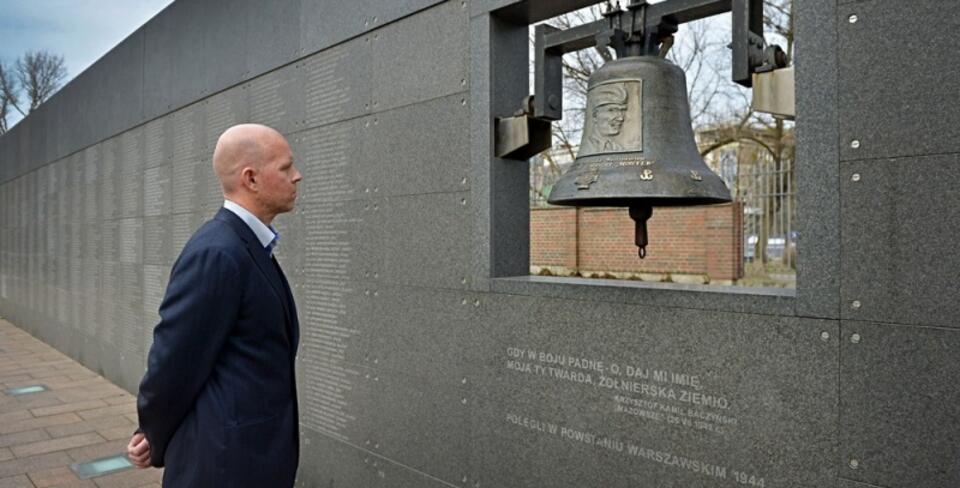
[127,124,303,487]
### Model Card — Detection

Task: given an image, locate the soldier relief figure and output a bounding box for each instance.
[578,80,643,157]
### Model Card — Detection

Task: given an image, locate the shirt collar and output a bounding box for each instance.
[223,200,277,250]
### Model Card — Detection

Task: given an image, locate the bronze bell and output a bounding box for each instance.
[548,55,732,258]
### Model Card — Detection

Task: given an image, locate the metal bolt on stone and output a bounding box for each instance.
[851,173,861,182]
[851,333,862,344]
[849,459,860,470]
[848,14,859,23]
[851,300,862,309]
[850,139,861,149]
[820,331,830,341]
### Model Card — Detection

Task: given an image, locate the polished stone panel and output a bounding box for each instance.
[245,62,306,135]
[840,154,960,328]
[838,0,960,161]
[371,0,469,112]
[301,40,372,129]
[469,293,838,488]
[365,93,470,198]
[840,321,960,488]
[795,0,841,319]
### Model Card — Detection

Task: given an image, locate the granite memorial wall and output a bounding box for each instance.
[1,0,959,487]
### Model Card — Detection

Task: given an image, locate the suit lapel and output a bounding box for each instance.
[271,256,299,349]
[215,209,293,341]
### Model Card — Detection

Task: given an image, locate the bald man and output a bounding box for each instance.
[129,124,303,487]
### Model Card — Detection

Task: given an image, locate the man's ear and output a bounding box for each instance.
[240,166,258,191]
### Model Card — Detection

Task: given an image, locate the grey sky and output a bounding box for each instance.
[0,0,173,126]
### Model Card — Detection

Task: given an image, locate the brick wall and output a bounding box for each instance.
[530,203,744,282]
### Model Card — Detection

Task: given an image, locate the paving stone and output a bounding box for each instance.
[0,395,64,415]
[28,466,91,488]
[95,427,134,442]
[65,440,127,463]
[0,475,32,488]
[76,405,136,422]
[0,452,74,479]
[54,386,126,404]
[0,413,82,436]
[0,430,50,449]
[45,417,134,440]
[0,375,35,386]
[31,401,108,418]
[90,468,161,488]
[100,397,131,407]
[12,433,106,459]
[42,378,104,391]
[29,370,74,380]
[0,412,32,426]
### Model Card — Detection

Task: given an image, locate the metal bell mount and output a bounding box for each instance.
[496,0,788,258]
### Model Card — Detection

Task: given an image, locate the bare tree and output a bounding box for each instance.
[0,62,16,134]
[15,51,67,113]
[0,50,67,134]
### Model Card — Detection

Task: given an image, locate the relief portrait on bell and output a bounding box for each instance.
[578,79,643,157]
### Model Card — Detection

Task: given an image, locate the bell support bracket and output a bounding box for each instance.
[495,0,787,160]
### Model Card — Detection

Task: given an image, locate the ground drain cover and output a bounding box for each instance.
[5,385,47,396]
[71,454,134,479]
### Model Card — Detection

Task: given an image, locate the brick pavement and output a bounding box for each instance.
[0,318,163,487]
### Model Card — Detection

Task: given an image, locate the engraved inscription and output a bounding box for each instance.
[505,412,766,487]
[505,347,739,435]
[206,91,239,150]
[142,166,171,217]
[144,119,167,169]
[299,201,364,442]
[249,69,296,131]
[304,46,352,127]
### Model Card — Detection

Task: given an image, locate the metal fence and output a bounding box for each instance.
[706,138,796,287]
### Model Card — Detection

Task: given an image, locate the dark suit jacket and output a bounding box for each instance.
[137,208,300,488]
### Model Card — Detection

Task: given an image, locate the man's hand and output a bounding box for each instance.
[127,432,151,469]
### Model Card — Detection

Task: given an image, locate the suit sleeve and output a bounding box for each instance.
[136,246,242,467]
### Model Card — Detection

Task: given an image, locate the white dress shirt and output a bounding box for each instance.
[223,200,279,254]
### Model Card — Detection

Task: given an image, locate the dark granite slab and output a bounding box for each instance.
[467,293,838,487]
[840,321,960,488]
[838,0,960,161]
[840,154,960,328]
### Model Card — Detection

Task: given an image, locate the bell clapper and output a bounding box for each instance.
[628,206,653,259]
